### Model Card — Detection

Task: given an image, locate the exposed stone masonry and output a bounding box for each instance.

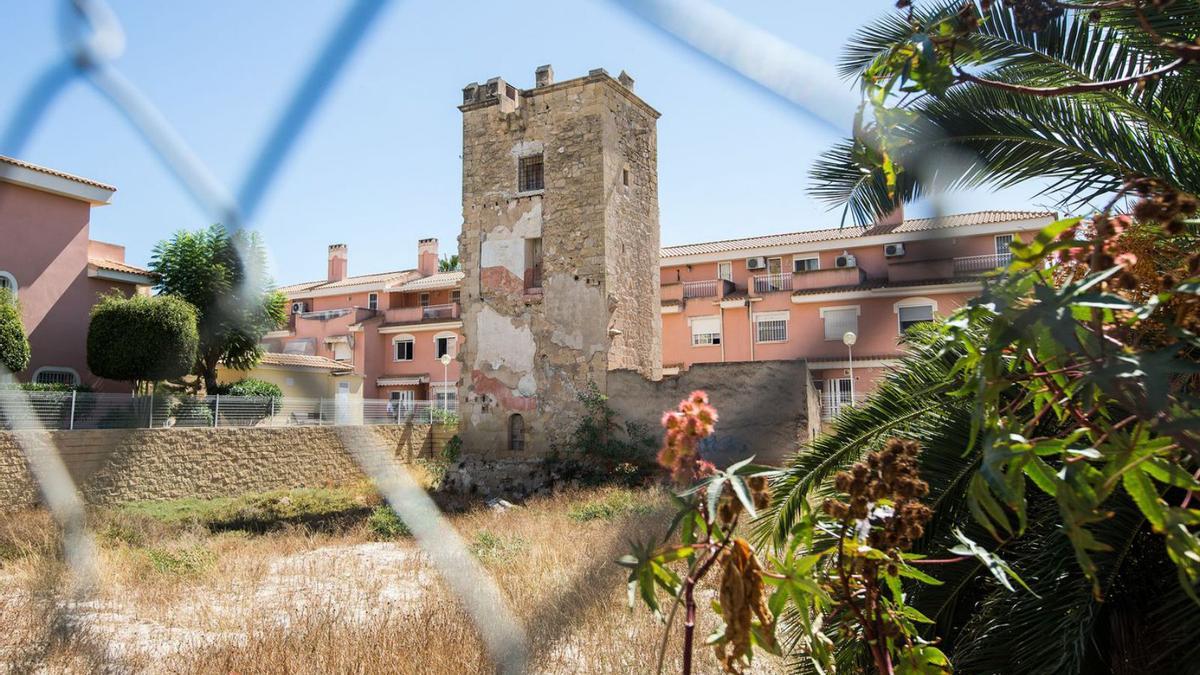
[0,424,451,511]
[457,67,662,456]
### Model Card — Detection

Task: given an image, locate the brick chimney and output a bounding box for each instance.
[328,244,348,282]
[535,64,554,88]
[418,238,438,277]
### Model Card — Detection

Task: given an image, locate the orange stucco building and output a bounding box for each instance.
[264,239,463,409]
[657,210,1053,420]
[0,156,155,390]
[270,210,1052,424]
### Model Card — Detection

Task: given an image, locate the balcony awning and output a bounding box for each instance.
[377,375,428,386]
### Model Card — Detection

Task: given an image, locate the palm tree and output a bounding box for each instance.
[761,325,1200,673]
[809,2,1200,224]
[438,254,460,272]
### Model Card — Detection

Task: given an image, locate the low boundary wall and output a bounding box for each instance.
[0,423,457,512]
[607,361,812,466]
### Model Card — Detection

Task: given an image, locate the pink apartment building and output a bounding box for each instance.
[0,155,156,390]
[264,239,463,409]
[272,210,1052,424]
[658,210,1054,419]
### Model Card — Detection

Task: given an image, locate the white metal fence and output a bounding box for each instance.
[0,391,457,431]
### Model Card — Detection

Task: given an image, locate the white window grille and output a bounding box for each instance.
[995,234,1014,266]
[821,306,859,341]
[368,292,378,310]
[33,367,79,387]
[393,338,414,361]
[793,256,819,272]
[690,316,722,346]
[754,311,789,343]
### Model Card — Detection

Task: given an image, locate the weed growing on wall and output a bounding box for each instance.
[555,381,659,485]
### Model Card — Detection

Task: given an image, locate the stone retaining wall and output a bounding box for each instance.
[607,361,813,466]
[0,423,458,511]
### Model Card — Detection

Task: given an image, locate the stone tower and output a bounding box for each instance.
[457,66,661,455]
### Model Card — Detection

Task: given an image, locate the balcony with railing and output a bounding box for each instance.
[954,252,1012,274]
[298,307,353,321]
[752,272,792,294]
[791,267,866,292]
[383,302,461,325]
[680,278,737,299]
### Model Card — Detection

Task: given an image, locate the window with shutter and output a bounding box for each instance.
[690,316,722,346]
[821,307,859,341]
[898,304,934,332]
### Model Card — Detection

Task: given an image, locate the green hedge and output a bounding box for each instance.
[87,293,199,384]
[0,289,30,374]
[223,377,283,400]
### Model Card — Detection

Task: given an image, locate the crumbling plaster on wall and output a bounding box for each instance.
[458,72,662,456]
[473,305,536,375]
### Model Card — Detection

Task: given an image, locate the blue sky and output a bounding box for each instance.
[1,1,1051,285]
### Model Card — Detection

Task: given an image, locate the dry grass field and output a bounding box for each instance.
[0,477,785,674]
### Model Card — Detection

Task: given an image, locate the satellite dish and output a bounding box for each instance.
[842,331,857,347]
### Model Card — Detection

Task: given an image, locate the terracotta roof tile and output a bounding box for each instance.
[257,352,353,371]
[0,155,116,192]
[277,269,418,295]
[88,257,157,279]
[660,210,1055,259]
[394,271,464,292]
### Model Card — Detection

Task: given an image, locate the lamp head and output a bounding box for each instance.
[842,331,857,347]
[439,354,452,366]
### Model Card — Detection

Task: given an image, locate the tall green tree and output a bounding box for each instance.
[809,1,1200,224]
[0,289,30,376]
[149,224,286,392]
[87,292,199,393]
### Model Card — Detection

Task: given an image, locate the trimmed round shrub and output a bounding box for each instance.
[87,293,199,384]
[0,289,30,374]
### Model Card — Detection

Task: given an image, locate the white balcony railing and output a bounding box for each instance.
[819,392,869,420]
[753,272,792,294]
[298,308,352,321]
[682,279,720,299]
[422,303,459,320]
[953,253,1012,274]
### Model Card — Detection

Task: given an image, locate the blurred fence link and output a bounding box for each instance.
[1,0,874,671]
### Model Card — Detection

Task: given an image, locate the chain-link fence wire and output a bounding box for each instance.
[0,0,972,670]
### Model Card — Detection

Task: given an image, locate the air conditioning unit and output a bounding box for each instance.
[834,252,858,269]
[884,243,906,257]
[291,301,308,314]
[746,256,767,270]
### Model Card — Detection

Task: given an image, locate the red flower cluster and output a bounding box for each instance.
[658,390,719,485]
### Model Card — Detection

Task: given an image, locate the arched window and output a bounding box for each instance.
[0,271,17,298]
[893,297,939,334]
[33,367,80,387]
[509,413,525,452]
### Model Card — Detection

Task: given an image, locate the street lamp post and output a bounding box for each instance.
[842,331,857,411]
[439,353,452,413]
